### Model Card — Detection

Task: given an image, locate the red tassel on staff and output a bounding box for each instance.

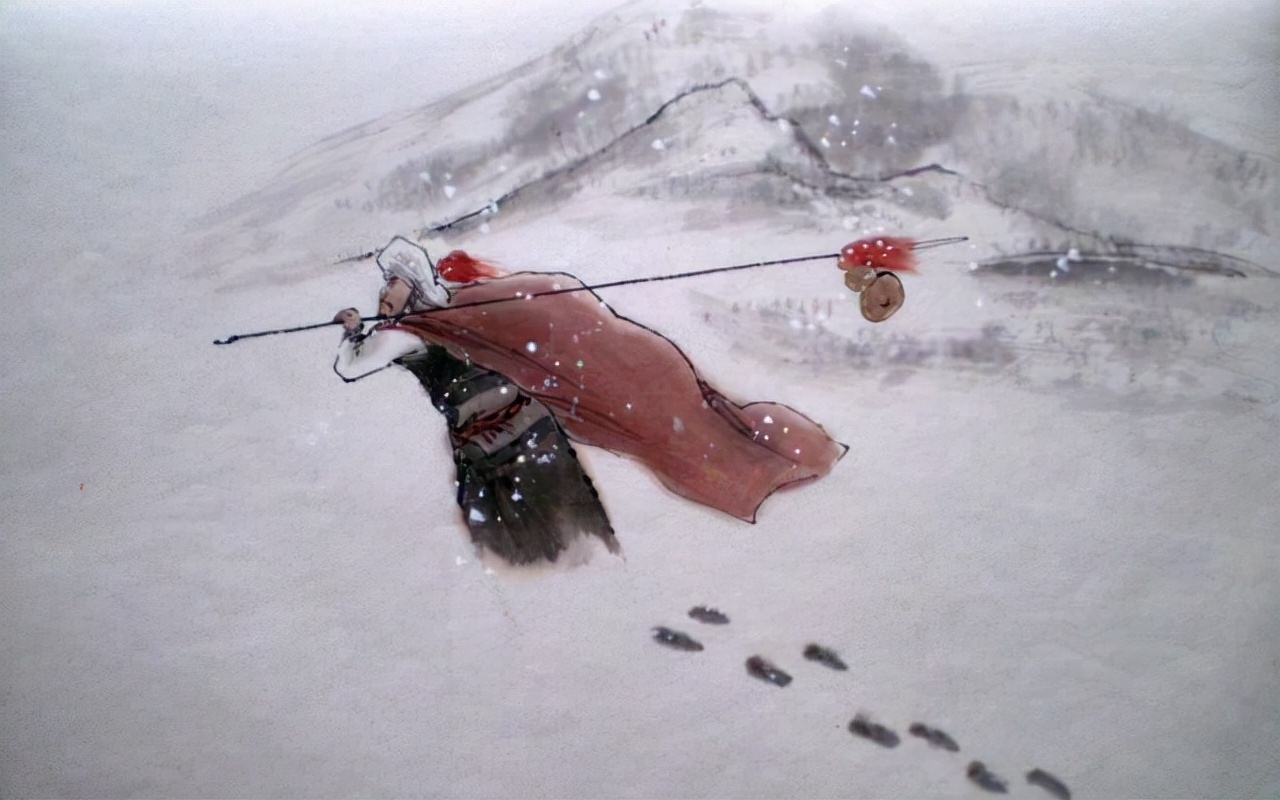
[837,236,968,274]
[839,237,918,273]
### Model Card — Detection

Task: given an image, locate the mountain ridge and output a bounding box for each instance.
[189,0,1277,281]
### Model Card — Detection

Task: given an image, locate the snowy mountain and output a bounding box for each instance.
[193,0,1278,410]
[197,2,1278,259]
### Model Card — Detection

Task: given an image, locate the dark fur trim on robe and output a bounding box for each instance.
[396,345,619,565]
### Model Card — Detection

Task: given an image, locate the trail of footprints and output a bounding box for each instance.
[653,606,1071,799]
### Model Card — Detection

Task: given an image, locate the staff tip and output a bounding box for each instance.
[912,236,969,251]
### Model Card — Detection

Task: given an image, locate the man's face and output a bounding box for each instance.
[379,277,412,316]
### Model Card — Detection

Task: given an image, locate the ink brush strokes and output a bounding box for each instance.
[907,722,960,752]
[1026,768,1072,800]
[745,656,792,687]
[848,715,900,748]
[966,761,1009,794]
[687,606,730,624]
[652,627,704,652]
[642,613,1074,799]
[802,643,847,670]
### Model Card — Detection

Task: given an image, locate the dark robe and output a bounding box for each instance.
[394,345,619,565]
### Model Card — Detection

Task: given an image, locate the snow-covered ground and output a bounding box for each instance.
[2,1,1277,798]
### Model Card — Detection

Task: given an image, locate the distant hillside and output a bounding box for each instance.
[188,0,1277,409]
[193,0,1276,273]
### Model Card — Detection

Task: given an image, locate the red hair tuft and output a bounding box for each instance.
[435,250,505,284]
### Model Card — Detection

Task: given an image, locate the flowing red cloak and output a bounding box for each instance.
[389,272,846,522]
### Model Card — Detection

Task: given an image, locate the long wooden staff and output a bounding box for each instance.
[212,236,966,345]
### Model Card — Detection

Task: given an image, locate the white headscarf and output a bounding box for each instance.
[376,236,451,310]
